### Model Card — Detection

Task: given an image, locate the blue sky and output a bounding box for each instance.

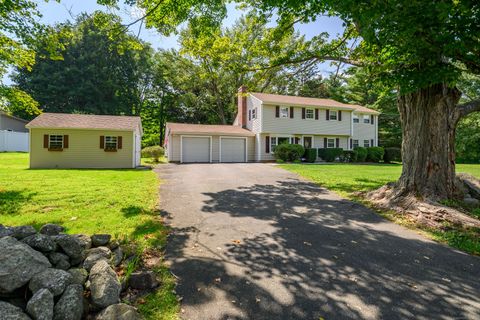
[4,1,345,84]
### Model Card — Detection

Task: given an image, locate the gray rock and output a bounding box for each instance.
[53,284,83,320]
[108,241,120,250]
[55,235,85,264]
[22,234,57,252]
[0,224,14,238]
[49,252,70,271]
[0,301,31,320]
[74,234,92,250]
[458,173,480,199]
[465,197,480,206]
[84,247,112,271]
[128,271,158,290]
[39,224,64,236]
[0,236,51,292]
[29,268,73,296]
[89,260,121,309]
[112,247,123,267]
[68,268,89,286]
[12,225,37,239]
[94,303,142,320]
[27,288,54,320]
[91,234,111,247]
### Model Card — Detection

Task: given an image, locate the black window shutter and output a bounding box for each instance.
[324,137,327,148]
[275,106,279,118]
[326,110,330,121]
[290,107,294,118]
[336,138,340,148]
[371,139,374,147]
[350,138,352,149]
[315,109,319,120]
[338,110,342,121]
[302,108,306,119]
[248,110,251,121]
[266,136,270,153]
[371,115,374,124]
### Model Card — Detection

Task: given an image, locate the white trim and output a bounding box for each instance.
[180,135,212,163]
[26,126,135,132]
[305,107,315,120]
[48,134,64,149]
[301,135,314,149]
[132,132,136,168]
[219,136,248,163]
[257,134,261,161]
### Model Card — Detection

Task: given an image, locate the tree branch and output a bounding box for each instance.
[457,99,480,118]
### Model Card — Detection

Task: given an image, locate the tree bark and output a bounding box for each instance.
[395,83,462,200]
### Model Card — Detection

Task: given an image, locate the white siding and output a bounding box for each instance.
[246,95,262,133]
[262,104,352,135]
[0,130,29,152]
[352,113,377,147]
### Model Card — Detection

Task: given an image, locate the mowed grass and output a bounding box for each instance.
[280,162,480,255]
[0,152,178,319]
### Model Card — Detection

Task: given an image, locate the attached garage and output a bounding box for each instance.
[181,136,211,163]
[220,137,246,162]
[165,123,255,163]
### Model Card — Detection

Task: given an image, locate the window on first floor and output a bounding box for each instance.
[364,139,370,147]
[105,136,118,150]
[49,135,63,150]
[270,136,294,152]
[279,107,289,118]
[353,139,359,148]
[327,138,335,148]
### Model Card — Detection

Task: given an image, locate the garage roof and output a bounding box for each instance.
[250,92,380,114]
[166,122,255,136]
[26,113,141,131]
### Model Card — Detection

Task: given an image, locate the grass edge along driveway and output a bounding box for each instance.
[281,163,480,255]
[0,152,179,320]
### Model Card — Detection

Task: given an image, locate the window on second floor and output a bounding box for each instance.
[279,107,289,118]
[363,115,370,124]
[305,108,315,119]
[353,115,359,123]
[327,138,335,148]
[364,139,370,147]
[252,108,257,119]
[329,110,338,120]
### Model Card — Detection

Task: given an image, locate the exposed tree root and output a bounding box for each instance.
[365,180,480,229]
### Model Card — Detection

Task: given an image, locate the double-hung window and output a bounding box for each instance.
[329,110,338,120]
[353,139,359,148]
[353,115,359,123]
[305,108,314,119]
[327,138,335,148]
[363,115,370,124]
[105,136,118,151]
[279,107,289,118]
[252,108,257,119]
[49,135,63,150]
[364,139,370,147]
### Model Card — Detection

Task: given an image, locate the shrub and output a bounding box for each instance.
[274,144,305,162]
[141,146,164,162]
[341,150,355,162]
[384,147,402,163]
[367,147,385,162]
[353,147,368,162]
[304,148,317,163]
[318,148,344,162]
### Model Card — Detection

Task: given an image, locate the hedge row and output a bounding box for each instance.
[310,146,391,163]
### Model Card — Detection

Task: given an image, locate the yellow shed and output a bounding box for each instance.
[26,113,142,169]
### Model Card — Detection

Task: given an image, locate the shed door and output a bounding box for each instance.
[182,137,210,163]
[221,138,246,163]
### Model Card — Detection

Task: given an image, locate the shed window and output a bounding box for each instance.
[49,135,63,150]
[305,108,314,119]
[105,136,118,151]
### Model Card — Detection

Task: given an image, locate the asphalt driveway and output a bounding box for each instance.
[156,163,480,320]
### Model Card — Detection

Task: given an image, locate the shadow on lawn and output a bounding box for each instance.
[0,189,36,215]
[166,179,480,320]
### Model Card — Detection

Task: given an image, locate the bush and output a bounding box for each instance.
[384,147,402,163]
[353,147,368,162]
[273,144,305,162]
[318,148,344,162]
[141,146,164,162]
[366,147,385,162]
[304,148,317,163]
[341,150,355,162]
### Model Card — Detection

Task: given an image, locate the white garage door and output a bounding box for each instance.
[220,138,246,163]
[182,137,210,163]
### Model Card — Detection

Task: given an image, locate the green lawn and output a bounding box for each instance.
[281,162,480,255]
[0,152,178,319]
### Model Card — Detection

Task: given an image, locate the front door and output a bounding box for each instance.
[303,137,312,149]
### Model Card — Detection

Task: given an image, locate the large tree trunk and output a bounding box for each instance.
[395,83,462,200]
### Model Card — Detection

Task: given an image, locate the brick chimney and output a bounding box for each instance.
[237,85,247,128]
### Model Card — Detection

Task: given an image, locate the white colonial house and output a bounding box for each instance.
[165,86,379,163]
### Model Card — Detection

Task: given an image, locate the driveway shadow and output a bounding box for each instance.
[162,168,480,320]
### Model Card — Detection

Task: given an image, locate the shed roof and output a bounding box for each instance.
[26,113,141,131]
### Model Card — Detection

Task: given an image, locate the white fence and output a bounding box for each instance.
[0,130,29,152]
